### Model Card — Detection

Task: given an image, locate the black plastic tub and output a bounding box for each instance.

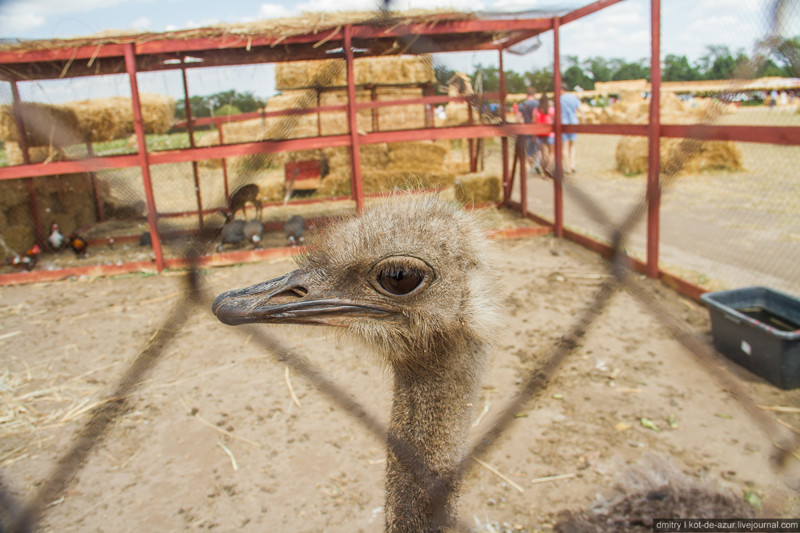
[701,286,800,390]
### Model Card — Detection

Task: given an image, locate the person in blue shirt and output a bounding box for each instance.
[516,86,540,173]
[560,85,583,174]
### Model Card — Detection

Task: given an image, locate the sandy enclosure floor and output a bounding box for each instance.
[2,225,800,532]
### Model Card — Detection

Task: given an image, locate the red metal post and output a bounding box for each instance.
[552,17,564,238]
[124,43,165,272]
[499,48,509,207]
[519,139,528,218]
[344,25,364,212]
[86,142,105,222]
[181,66,204,229]
[10,81,44,248]
[647,0,661,278]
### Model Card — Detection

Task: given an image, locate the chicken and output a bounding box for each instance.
[68,232,88,257]
[6,244,40,271]
[47,222,65,251]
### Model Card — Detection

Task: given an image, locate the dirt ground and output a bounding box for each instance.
[2,223,799,532]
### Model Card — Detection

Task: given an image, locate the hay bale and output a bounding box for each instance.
[66,93,175,142]
[0,103,80,146]
[323,145,390,174]
[437,102,470,127]
[2,223,35,254]
[387,141,447,170]
[317,168,455,197]
[4,142,64,165]
[275,55,434,90]
[375,87,426,130]
[318,89,373,135]
[454,172,502,205]
[257,173,285,203]
[0,180,29,211]
[615,136,743,175]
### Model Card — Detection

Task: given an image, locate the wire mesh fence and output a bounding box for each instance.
[1,1,800,532]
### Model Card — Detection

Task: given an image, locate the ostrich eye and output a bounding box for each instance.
[378,267,423,295]
[370,256,433,298]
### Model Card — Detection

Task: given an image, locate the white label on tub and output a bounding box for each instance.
[741,340,752,356]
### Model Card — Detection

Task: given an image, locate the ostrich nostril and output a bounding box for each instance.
[269,286,308,304]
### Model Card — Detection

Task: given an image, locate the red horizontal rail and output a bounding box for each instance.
[0,154,140,180]
[0,43,127,65]
[5,122,797,182]
[174,103,348,129]
[0,18,551,66]
[515,208,708,302]
[173,93,483,130]
[349,18,552,39]
[661,124,800,146]
[561,0,627,25]
[566,124,649,136]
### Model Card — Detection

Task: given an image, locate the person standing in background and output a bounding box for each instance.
[516,86,540,173]
[534,93,555,176]
[560,84,583,174]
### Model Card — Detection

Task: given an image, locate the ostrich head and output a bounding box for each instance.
[212,194,500,371]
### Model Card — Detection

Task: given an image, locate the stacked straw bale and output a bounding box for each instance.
[0,173,97,252]
[615,136,743,176]
[434,102,470,127]
[4,142,64,165]
[0,94,174,146]
[597,92,744,175]
[317,140,453,196]
[65,94,174,142]
[319,89,373,135]
[375,87,426,130]
[275,55,434,90]
[0,103,79,146]
[454,171,502,205]
[582,92,737,125]
[317,168,456,197]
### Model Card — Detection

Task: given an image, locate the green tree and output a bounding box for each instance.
[582,56,614,83]
[663,54,699,81]
[528,68,554,93]
[611,59,650,81]
[470,64,499,93]
[504,70,527,94]
[174,95,213,120]
[561,65,591,90]
[214,104,242,116]
[697,45,744,79]
[774,36,800,76]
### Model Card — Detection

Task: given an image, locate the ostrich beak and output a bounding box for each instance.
[212,269,392,327]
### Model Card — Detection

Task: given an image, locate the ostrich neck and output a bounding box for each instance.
[384,340,487,533]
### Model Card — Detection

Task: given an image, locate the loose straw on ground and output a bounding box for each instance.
[180,396,261,448]
[759,405,800,414]
[472,457,524,493]
[530,473,576,485]
[217,441,239,471]
[285,366,301,407]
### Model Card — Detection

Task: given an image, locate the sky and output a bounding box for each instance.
[0,0,796,103]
